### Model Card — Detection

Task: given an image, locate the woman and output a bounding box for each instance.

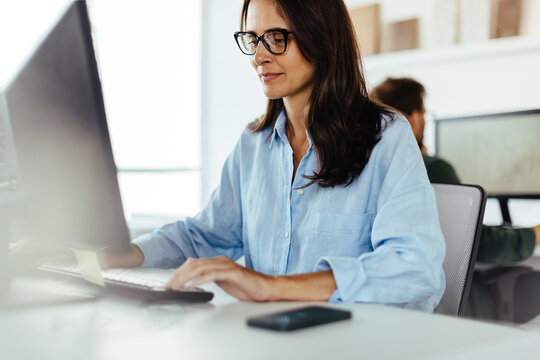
[110,0,445,310]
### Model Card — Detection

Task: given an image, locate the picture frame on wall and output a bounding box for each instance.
[349,4,381,55]
[490,0,523,38]
[381,18,419,53]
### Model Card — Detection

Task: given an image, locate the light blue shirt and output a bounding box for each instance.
[134,111,445,311]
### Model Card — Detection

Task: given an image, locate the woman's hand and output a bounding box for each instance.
[166,256,275,302]
[166,256,337,302]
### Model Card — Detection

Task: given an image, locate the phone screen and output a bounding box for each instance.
[247,306,351,331]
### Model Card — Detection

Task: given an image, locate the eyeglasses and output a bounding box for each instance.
[234,29,292,55]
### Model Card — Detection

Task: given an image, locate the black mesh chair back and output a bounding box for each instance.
[433,184,487,317]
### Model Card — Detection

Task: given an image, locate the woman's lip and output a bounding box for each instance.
[261,73,282,82]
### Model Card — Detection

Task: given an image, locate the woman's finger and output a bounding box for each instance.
[187,267,240,289]
[166,257,234,290]
[187,269,256,301]
[166,257,203,289]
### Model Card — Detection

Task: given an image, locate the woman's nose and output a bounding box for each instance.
[253,41,271,65]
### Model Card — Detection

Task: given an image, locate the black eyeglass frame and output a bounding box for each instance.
[233,29,293,55]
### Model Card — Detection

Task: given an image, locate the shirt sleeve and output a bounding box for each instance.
[316,117,446,311]
[132,139,244,269]
[476,226,536,263]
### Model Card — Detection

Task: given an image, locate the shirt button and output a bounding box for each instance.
[297,189,304,195]
[285,231,289,238]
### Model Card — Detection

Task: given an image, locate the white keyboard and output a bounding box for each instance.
[39,263,214,302]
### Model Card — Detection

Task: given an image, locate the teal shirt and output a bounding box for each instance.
[422,154,535,263]
[422,155,460,185]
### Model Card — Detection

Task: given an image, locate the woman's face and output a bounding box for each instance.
[246,0,314,102]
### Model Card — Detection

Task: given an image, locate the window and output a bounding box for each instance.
[0,0,202,236]
[88,0,202,223]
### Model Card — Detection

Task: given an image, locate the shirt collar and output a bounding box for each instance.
[269,110,288,149]
[268,109,314,153]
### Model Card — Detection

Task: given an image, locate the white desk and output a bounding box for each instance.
[1,275,539,360]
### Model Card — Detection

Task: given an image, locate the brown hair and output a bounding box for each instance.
[370,77,425,116]
[240,0,392,188]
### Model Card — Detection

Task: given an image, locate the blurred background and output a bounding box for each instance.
[0,0,539,237]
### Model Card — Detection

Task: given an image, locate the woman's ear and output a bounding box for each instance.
[405,110,418,132]
[408,109,423,143]
[409,109,420,125]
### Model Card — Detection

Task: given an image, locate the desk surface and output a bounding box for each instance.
[1,275,539,360]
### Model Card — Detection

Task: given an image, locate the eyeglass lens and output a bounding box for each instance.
[238,31,287,54]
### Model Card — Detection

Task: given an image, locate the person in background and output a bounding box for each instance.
[370,77,540,320]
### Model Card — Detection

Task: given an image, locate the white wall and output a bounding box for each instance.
[0,1,71,88]
[200,0,540,228]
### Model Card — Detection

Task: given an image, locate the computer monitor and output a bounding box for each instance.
[1,89,24,295]
[435,110,540,197]
[0,93,22,206]
[3,0,131,254]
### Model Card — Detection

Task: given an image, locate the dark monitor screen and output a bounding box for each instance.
[0,93,22,207]
[3,0,130,254]
[436,110,540,197]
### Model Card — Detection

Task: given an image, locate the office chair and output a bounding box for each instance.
[433,183,487,317]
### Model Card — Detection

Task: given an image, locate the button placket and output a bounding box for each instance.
[280,141,293,273]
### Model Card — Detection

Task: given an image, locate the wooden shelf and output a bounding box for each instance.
[363,36,540,71]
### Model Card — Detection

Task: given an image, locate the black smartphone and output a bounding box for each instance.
[246,306,351,331]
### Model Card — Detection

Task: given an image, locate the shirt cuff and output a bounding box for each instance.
[315,256,368,303]
[132,234,162,268]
